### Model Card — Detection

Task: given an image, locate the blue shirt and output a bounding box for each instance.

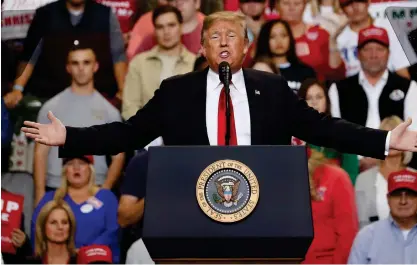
[120,150,148,198]
[348,215,417,264]
[31,189,120,262]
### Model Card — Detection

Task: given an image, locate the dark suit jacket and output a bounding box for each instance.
[59,68,388,159]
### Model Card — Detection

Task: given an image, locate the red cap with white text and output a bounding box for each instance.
[77,245,112,264]
[388,169,417,194]
[358,26,390,49]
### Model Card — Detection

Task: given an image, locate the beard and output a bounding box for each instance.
[361,62,387,76]
[66,0,85,8]
[272,52,287,58]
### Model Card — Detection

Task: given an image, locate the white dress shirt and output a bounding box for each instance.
[206,68,251,145]
[328,69,417,155]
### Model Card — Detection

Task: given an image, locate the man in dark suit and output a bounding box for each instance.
[22,11,417,160]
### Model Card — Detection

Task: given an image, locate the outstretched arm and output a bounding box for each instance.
[22,81,166,157]
[281,77,417,159]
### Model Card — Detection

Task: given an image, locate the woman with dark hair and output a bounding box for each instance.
[296,78,359,184]
[254,19,316,93]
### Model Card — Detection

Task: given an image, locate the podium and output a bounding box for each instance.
[142,146,313,264]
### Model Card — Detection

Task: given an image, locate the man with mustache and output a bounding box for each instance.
[21,12,417,171]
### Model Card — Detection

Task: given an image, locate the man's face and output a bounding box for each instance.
[358,42,389,75]
[201,20,249,73]
[154,12,182,50]
[66,49,98,86]
[278,0,306,24]
[342,0,369,24]
[388,189,417,220]
[158,0,176,5]
[175,0,199,23]
[239,0,266,19]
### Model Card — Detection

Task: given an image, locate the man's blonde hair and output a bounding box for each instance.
[201,11,248,45]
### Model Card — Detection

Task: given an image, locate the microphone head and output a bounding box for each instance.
[218,61,232,85]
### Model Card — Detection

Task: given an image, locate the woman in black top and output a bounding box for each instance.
[254,19,316,93]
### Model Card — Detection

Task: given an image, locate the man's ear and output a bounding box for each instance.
[243,38,249,56]
[66,63,71,75]
[94,62,99,73]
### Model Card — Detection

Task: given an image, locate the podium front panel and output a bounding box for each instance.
[143,146,313,259]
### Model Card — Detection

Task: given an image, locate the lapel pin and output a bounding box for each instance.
[255,90,260,95]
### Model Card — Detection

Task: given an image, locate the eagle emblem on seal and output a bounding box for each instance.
[213,176,243,208]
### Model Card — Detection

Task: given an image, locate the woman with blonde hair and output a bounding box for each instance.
[355,116,414,229]
[302,0,348,36]
[30,200,77,264]
[31,155,120,263]
[302,147,358,264]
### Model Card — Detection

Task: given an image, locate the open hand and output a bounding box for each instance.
[21,111,66,146]
[389,118,417,152]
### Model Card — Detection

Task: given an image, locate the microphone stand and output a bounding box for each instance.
[225,82,231,146]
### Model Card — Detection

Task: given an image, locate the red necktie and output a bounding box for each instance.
[218,87,238,145]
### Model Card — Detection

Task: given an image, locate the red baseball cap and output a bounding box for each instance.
[388,169,417,194]
[77,245,112,264]
[358,26,390,49]
[62,155,94,165]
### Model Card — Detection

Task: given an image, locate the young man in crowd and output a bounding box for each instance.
[122,5,196,120]
[348,169,417,264]
[329,26,417,170]
[134,0,203,56]
[336,0,410,78]
[33,43,125,205]
[126,0,205,60]
[4,0,127,109]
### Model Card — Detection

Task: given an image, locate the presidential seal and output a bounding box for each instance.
[196,160,259,223]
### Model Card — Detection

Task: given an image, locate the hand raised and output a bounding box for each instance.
[389,118,417,152]
[21,111,66,146]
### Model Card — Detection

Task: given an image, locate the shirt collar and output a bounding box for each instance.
[388,214,417,230]
[145,45,194,64]
[207,67,246,94]
[358,69,389,86]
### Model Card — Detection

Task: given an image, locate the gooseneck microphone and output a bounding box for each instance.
[219,61,232,146]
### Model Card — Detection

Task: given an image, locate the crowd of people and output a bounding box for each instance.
[1,0,417,264]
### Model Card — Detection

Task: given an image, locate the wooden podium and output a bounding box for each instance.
[142,146,313,264]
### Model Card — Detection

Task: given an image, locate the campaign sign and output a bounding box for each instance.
[1,191,24,254]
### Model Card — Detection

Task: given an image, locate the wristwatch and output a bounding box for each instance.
[13,84,24,92]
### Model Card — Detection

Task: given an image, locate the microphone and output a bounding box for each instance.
[219,61,232,87]
[218,62,232,146]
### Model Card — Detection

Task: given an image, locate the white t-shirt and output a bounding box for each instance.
[337,18,411,77]
[375,172,390,221]
[402,229,411,240]
[303,3,335,25]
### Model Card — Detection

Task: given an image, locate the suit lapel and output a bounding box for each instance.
[243,69,263,145]
[189,68,210,145]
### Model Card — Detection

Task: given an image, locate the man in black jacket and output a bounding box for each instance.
[4,0,127,109]
[22,11,417,161]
